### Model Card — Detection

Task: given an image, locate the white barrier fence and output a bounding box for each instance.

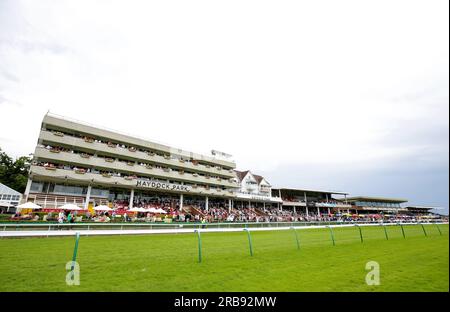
[0,221,447,238]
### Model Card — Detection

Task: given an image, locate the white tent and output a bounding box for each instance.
[94,205,113,211]
[155,208,167,214]
[59,203,83,210]
[128,207,142,212]
[17,202,42,210]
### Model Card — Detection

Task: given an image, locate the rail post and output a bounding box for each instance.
[382,224,389,240]
[355,224,363,243]
[399,223,406,239]
[291,227,300,250]
[327,225,336,246]
[194,230,202,263]
[435,223,442,236]
[420,223,427,237]
[243,228,253,256]
[71,232,80,272]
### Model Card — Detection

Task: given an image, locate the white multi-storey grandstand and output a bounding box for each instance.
[17,112,445,222]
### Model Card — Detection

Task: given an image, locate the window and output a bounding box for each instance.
[31,182,42,193]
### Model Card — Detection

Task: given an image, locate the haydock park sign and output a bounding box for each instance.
[136,180,191,192]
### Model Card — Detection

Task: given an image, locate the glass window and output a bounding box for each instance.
[30,182,44,193]
[53,184,86,195]
[91,188,109,198]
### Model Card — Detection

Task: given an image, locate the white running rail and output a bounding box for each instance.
[0,222,447,238]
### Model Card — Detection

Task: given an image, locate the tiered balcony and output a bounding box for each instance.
[34,146,238,188]
[42,113,236,168]
[315,202,352,208]
[39,129,235,179]
[30,165,237,198]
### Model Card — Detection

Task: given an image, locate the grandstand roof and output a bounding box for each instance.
[234,170,249,182]
[273,188,349,195]
[253,174,263,184]
[345,196,408,203]
[405,205,443,210]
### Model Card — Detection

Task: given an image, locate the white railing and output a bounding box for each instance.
[0,221,447,238]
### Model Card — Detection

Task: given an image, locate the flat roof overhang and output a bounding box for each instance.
[272,188,349,196]
[345,196,408,203]
[405,206,443,210]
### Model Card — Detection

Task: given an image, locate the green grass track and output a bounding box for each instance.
[0,224,448,292]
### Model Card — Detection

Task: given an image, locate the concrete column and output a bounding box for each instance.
[294,206,296,215]
[84,185,92,210]
[248,201,251,209]
[228,199,232,213]
[129,189,134,209]
[263,202,266,212]
[327,207,331,215]
[205,196,209,211]
[24,178,32,201]
[317,207,320,215]
[306,206,309,217]
[180,194,184,211]
[344,194,347,204]
[326,194,329,203]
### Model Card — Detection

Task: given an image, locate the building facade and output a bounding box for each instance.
[25,113,239,211]
[20,113,443,218]
[233,170,282,210]
[272,188,352,216]
[0,183,22,213]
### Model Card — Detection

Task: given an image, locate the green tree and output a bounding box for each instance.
[0,148,31,193]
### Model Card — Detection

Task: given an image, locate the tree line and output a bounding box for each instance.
[0,148,31,194]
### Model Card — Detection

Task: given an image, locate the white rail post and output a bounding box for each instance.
[84,185,92,210]
[129,189,134,209]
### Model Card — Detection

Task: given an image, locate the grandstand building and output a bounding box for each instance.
[0,183,22,213]
[25,113,240,212]
[20,113,445,220]
[233,170,282,210]
[344,196,408,214]
[272,188,352,216]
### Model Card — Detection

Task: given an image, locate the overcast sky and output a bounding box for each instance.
[0,0,448,212]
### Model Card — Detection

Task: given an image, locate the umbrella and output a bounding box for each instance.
[17,202,42,209]
[59,203,83,211]
[148,207,157,213]
[156,208,167,214]
[94,205,113,211]
[128,207,142,212]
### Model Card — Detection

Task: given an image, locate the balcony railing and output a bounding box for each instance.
[30,165,237,198]
[39,130,235,178]
[34,147,238,188]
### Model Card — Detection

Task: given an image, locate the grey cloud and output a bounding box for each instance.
[0,68,20,83]
[0,37,69,55]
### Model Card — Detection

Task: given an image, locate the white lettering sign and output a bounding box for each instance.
[136,180,191,192]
